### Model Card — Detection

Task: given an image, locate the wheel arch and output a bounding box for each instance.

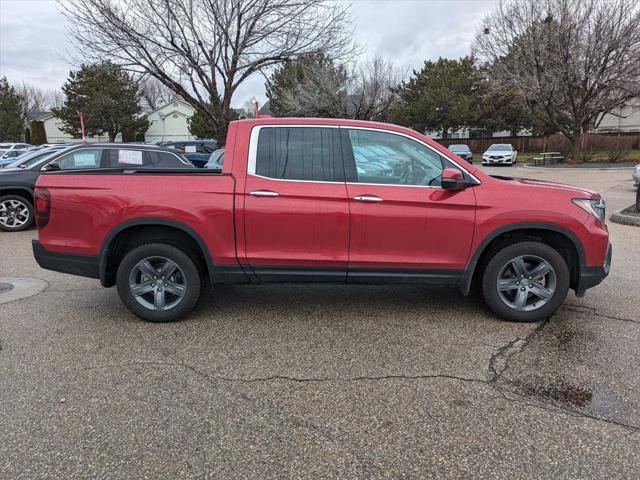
[99,219,215,287]
[458,222,585,296]
[0,186,34,202]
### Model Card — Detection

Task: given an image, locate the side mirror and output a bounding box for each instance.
[441,168,469,191]
[44,161,61,172]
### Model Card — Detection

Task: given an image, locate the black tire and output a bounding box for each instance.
[0,195,34,232]
[482,241,570,322]
[116,243,201,322]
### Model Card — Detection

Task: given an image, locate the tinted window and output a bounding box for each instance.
[255,127,341,182]
[56,149,103,170]
[149,151,191,168]
[347,129,448,187]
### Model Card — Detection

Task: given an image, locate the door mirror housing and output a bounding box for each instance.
[44,161,61,172]
[441,168,469,190]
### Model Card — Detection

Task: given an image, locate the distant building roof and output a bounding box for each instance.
[258,101,272,116]
[26,111,51,122]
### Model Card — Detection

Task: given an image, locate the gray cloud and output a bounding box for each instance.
[0,0,497,108]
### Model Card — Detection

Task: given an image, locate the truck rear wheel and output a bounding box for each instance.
[482,241,569,322]
[0,195,34,232]
[116,243,201,322]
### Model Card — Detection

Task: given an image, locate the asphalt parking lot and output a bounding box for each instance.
[1,165,638,479]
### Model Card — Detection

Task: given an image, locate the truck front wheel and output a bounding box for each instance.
[116,243,202,322]
[482,241,570,322]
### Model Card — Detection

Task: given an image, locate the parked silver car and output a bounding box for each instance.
[633,163,640,187]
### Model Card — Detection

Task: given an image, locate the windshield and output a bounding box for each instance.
[488,144,512,151]
[449,144,469,151]
[10,147,70,169]
[0,144,12,149]
[206,148,225,167]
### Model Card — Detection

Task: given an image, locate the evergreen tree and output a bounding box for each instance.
[53,62,148,142]
[30,121,48,144]
[0,77,26,141]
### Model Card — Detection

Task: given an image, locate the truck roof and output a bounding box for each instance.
[233,117,416,133]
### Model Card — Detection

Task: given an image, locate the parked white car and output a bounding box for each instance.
[0,143,33,161]
[633,163,640,187]
[482,144,517,166]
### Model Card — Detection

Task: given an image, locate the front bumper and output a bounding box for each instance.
[482,157,514,165]
[575,243,612,297]
[32,239,100,279]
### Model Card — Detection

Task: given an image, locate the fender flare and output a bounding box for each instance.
[457,222,586,295]
[98,218,216,287]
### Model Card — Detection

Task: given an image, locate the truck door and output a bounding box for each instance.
[341,127,476,283]
[242,126,350,282]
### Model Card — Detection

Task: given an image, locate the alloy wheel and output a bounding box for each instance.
[496,255,557,312]
[0,199,30,229]
[128,256,187,311]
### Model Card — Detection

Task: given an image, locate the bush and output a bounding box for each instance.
[606,144,623,163]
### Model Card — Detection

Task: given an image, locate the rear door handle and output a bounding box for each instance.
[353,195,383,203]
[250,190,279,197]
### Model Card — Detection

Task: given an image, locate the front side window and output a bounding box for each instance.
[55,149,103,170]
[346,129,449,187]
[254,127,341,182]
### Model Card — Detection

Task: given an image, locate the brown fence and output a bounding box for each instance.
[437,132,640,154]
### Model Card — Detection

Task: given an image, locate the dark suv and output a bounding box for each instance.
[161,140,217,168]
[0,143,192,232]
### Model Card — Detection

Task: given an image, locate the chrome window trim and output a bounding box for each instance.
[247,124,341,183]
[246,123,481,187]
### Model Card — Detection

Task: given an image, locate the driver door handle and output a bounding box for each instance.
[250,190,279,197]
[353,195,383,203]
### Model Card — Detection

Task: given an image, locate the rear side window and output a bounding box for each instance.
[55,149,103,170]
[106,149,149,167]
[254,127,341,182]
[148,151,190,168]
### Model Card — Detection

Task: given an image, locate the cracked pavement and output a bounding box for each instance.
[1,166,639,478]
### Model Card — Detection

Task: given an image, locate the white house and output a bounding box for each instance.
[597,101,640,132]
[144,99,197,143]
[29,112,117,143]
[27,99,197,144]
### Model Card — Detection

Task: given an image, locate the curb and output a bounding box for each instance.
[610,207,640,227]
[0,277,49,304]
[521,164,634,172]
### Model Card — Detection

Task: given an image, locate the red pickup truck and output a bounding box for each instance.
[32,118,611,323]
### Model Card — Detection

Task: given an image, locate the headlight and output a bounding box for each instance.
[572,198,606,223]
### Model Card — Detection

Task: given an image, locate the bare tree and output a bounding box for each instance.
[278,59,349,118]
[59,0,355,143]
[475,0,640,162]
[17,82,65,112]
[240,97,259,119]
[274,56,401,120]
[139,77,176,111]
[348,56,402,121]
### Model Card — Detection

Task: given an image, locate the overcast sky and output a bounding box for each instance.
[0,0,497,108]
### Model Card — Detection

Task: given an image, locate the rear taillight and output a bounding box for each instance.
[34,187,51,229]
